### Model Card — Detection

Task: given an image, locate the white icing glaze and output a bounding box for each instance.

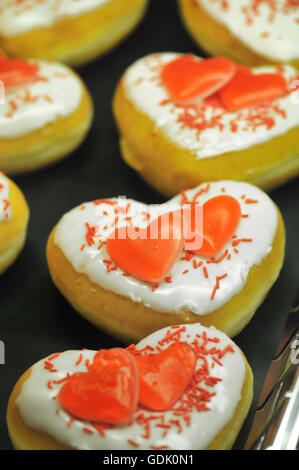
[123,53,299,159]
[0,60,83,138]
[197,0,299,62]
[0,0,111,36]
[16,323,247,450]
[0,173,12,221]
[53,181,278,316]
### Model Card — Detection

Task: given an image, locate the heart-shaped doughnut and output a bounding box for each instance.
[0,57,93,175]
[47,180,284,340]
[0,172,29,275]
[113,52,299,196]
[0,0,149,68]
[58,348,138,425]
[178,0,299,66]
[9,323,253,450]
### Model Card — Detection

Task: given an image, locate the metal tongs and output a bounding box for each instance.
[245,288,299,450]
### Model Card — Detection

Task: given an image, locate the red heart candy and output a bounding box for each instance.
[135,342,196,411]
[185,195,241,257]
[203,66,251,108]
[161,55,236,105]
[0,58,38,89]
[106,212,185,283]
[218,66,287,110]
[58,348,138,425]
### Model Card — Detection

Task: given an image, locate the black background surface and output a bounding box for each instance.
[0,0,298,451]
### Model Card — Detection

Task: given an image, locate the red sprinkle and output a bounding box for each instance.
[48,353,60,361]
[128,439,140,448]
[83,427,94,435]
[75,353,83,366]
[245,199,258,204]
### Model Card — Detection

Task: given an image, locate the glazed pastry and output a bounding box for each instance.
[46,181,285,342]
[0,56,93,174]
[0,172,29,274]
[0,0,148,67]
[7,323,253,450]
[178,0,299,67]
[113,53,299,197]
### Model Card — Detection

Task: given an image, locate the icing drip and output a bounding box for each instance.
[0,0,111,36]
[16,323,246,450]
[0,60,83,138]
[197,0,299,61]
[123,53,299,159]
[53,181,278,316]
[0,173,12,221]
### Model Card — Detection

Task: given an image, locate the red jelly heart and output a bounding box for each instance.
[185,195,241,257]
[135,342,196,411]
[219,66,287,110]
[58,348,138,425]
[205,66,252,109]
[0,58,38,89]
[107,212,185,283]
[161,55,236,105]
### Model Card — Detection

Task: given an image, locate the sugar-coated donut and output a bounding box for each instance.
[46,181,285,342]
[113,53,299,197]
[0,172,29,274]
[0,0,148,67]
[0,56,93,175]
[7,323,253,450]
[178,0,299,68]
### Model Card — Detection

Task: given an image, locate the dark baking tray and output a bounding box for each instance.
[1,0,299,451]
